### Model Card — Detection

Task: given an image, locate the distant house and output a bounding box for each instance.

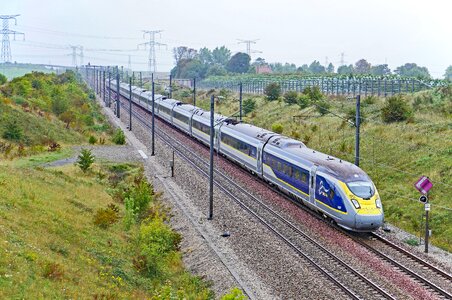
[256,64,272,74]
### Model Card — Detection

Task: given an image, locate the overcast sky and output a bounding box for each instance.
[3,0,452,78]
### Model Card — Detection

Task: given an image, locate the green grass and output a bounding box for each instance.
[181,87,452,252]
[0,162,215,299]
[7,147,74,168]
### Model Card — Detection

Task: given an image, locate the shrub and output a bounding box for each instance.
[315,100,331,115]
[76,148,95,173]
[271,123,283,134]
[2,119,23,141]
[48,142,61,152]
[124,175,154,222]
[363,95,377,106]
[89,135,97,144]
[93,204,120,228]
[112,129,126,145]
[381,95,413,123]
[242,98,256,115]
[297,94,310,109]
[264,82,281,101]
[43,262,64,280]
[283,91,299,105]
[222,288,247,300]
[0,73,6,85]
[303,86,323,101]
[136,217,181,277]
[345,107,366,124]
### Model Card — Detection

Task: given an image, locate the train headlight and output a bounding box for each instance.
[351,199,361,209]
[376,198,382,209]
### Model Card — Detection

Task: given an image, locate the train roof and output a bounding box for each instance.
[192,109,226,124]
[284,146,370,182]
[173,103,199,114]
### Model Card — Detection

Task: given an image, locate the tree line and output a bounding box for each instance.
[170,45,452,81]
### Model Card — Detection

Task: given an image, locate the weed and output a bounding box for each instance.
[271,123,283,134]
[48,142,61,152]
[404,238,420,247]
[89,135,97,144]
[43,262,65,280]
[283,91,298,105]
[112,129,126,145]
[242,98,256,115]
[2,119,23,141]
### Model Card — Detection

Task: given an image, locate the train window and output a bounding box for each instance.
[277,162,282,172]
[301,173,307,183]
[249,147,257,158]
[284,164,291,176]
[294,169,301,180]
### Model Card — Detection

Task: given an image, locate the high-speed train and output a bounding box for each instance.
[110,81,384,231]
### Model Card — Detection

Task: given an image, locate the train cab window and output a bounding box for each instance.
[329,189,335,200]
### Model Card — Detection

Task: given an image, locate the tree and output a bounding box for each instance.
[226,52,251,73]
[242,98,256,115]
[211,46,231,66]
[308,61,326,74]
[337,64,354,75]
[370,64,391,76]
[2,119,23,141]
[59,110,76,129]
[206,64,227,76]
[198,47,212,65]
[394,63,430,79]
[283,91,299,105]
[354,59,371,74]
[254,57,266,66]
[76,148,95,173]
[173,46,197,64]
[444,66,452,81]
[264,83,281,101]
[297,64,310,73]
[327,63,335,74]
[171,58,208,79]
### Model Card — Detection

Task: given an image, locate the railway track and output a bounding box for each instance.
[116,96,395,299]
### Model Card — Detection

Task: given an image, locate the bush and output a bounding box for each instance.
[88,135,97,144]
[271,123,283,134]
[381,95,413,123]
[315,100,331,116]
[136,217,181,277]
[93,204,120,228]
[303,86,323,101]
[297,94,310,109]
[124,174,154,224]
[222,288,247,300]
[283,91,299,105]
[112,128,126,145]
[264,82,281,101]
[0,73,6,85]
[76,148,95,173]
[2,119,23,141]
[242,98,256,115]
[345,108,366,124]
[362,95,377,106]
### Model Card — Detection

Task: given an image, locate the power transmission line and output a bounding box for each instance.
[138,30,166,73]
[237,39,262,57]
[1,14,25,63]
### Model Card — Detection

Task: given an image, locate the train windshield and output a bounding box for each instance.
[347,181,375,199]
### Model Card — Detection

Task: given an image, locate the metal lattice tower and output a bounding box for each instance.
[127,55,131,71]
[1,14,24,63]
[70,45,78,66]
[237,39,261,57]
[138,30,166,73]
[79,46,84,65]
[340,52,345,66]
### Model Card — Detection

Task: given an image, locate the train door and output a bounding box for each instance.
[309,165,318,205]
[256,144,263,177]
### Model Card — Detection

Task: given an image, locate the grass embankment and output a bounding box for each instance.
[173,85,452,252]
[0,161,217,298]
[0,71,112,160]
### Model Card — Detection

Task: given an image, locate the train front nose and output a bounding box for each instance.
[355,213,384,231]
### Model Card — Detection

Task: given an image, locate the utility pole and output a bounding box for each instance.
[127,55,131,71]
[151,79,155,156]
[169,74,172,98]
[340,52,345,66]
[208,95,215,220]
[116,67,120,118]
[193,77,196,106]
[237,39,261,57]
[129,77,132,131]
[139,72,142,88]
[355,95,361,166]
[138,30,166,73]
[239,82,243,121]
[0,15,24,63]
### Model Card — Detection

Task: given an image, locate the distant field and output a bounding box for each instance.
[0,63,60,80]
